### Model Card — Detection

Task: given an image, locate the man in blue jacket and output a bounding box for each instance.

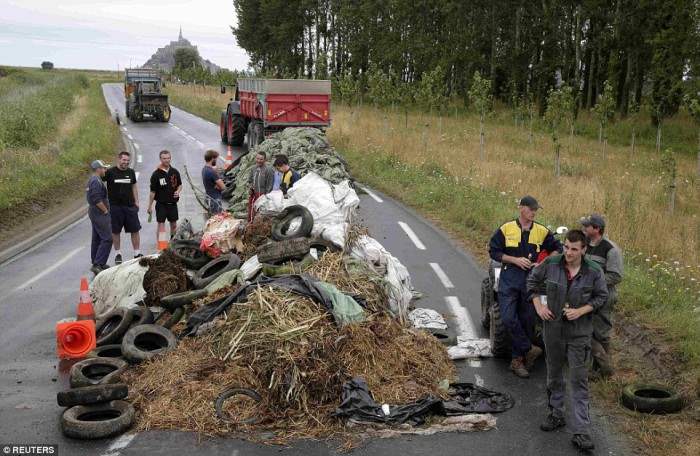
[86,159,112,274]
[527,229,608,451]
[489,195,562,378]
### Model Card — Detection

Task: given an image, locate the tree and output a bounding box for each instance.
[173,47,201,81]
[468,71,493,161]
[545,85,574,178]
[592,80,615,158]
[415,65,447,114]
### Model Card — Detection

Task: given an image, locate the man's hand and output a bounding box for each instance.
[563,306,591,321]
[133,201,139,209]
[173,190,180,199]
[512,257,533,270]
[147,206,152,215]
[534,300,554,321]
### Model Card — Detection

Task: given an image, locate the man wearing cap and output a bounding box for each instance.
[581,213,623,377]
[86,160,112,274]
[489,195,562,378]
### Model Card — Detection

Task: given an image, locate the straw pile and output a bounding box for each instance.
[124,251,454,443]
[241,214,273,260]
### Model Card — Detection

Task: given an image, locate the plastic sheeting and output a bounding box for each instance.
[350,235,413,321]
[447,337,493,359]
[90,256,152,318]
[409,308,448,330]
[199,213,245,257]
[255,172,360,248]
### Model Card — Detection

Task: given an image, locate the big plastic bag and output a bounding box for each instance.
[200,213,245,257]
[90,256,152,318]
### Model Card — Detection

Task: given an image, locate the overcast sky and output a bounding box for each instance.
[0,0,250,71]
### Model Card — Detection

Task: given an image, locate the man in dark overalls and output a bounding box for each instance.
[86,159,112,275]
[489,195,561,378]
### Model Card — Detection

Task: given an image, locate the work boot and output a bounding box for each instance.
[571,434,595,451]
[90,264,102,275]
[540,413,566,431]
[510,357,529,378]
[134,253,143,259]
[525,344,543,370]
[114,253,123,265]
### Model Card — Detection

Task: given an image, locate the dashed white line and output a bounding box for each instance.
[100,433,136,456]
[474,373,484,386]
[398,221,426,250]
[133,143,140,150]
[445,296,477,339]
[358,184,383,203]
[127,134,133,140]
[137,155,142,163]
[429,263,454,289]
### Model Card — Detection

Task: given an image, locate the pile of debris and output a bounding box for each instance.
[77,128,510,445]
[223,128,352,215]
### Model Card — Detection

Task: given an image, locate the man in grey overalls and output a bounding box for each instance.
[527,229,608,451]
[86,159,112,275]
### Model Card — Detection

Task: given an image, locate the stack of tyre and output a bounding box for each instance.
[58,304,178,439]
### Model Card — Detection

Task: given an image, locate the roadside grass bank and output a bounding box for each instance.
[330,127,700,456]
[0,67,121,236]
[165,83,229,124]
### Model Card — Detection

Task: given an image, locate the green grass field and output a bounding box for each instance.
[0,67,120,211]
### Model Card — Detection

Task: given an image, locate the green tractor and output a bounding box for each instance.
[124,69,170,122]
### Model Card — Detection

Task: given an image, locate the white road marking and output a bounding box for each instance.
[13,247,83,292]
[445,296,477,339]
[127,134,133,140]
[430,263,454,289]
[196,140,204,148]
[137,155,142,163]
[474,373,485,386]
[121,127,127,132]
[101,433,136,456]
[133,143,140,150]
[135,172,140,180]
[358,184,383,203]
[469,360,483,368]
[171,124,180,130]
[398,221,426,250]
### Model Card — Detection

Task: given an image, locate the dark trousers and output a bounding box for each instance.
[89,209,113,266]
[498,271,535,358]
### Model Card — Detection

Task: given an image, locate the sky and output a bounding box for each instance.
[0,0,250,71]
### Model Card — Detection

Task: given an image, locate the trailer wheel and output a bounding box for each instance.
[220,111,229,143]
[231,114,246,147]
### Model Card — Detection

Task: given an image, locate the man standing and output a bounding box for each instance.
[202,149,225,215]
[104,151,141,264]
[489,195,562,378]
[147,150,182,238]
[528,229,608,451]
[86,160,112,274]
[273,154,301,197]
[580,213,623,378]
[247,151,274,221]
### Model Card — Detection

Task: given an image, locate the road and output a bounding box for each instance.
[0,84,630,456]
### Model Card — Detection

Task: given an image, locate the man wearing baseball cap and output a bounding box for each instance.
[580,213,623,377]
[489,195,562,378]
[86,159,112,274]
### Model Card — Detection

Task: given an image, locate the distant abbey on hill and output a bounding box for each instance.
[142,28,222,73]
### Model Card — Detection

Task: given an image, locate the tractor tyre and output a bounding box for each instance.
[161,106,171,122]
[220,111,229,144]
[489,299,512,359]
[230,114,246,147]
[480,277,493,330]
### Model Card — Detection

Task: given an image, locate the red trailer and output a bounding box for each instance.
[220,78,332,149]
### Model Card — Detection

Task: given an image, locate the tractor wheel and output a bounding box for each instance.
[160,106,171,123]
[480,277,493,330]
[125,101,130,119]
[489,298,511,359]
[220,111,229,144]
[132,107,142,122]
[230,114,246,147]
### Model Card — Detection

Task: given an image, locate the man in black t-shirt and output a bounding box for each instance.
[148,150,182,238]
[104,150,141,264]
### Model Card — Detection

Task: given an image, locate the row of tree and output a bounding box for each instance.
[232,0,699,124]
[170,47,248,86]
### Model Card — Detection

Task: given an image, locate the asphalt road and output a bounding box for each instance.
[0,84,630,456]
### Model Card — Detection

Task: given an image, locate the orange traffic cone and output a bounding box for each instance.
[225,145,233,165]
[76,276,95,321]
[157,224,169,251]
[56,319,96,359]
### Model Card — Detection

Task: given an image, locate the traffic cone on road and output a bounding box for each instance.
[225,145,233,166]
[56,319,96,359]
[157,224,169,251]
[76,276,95,321]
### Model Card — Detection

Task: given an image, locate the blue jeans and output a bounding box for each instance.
[209,197,223,215]
[498,270,536,358]
[89,208,113,266]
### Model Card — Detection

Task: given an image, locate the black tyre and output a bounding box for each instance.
[220,111,228,143]
[192,254,242,289]
[61,400,134,440]
[271,205,314,241]
[95,308,134,346]
[169,240,210,270]
[161,105,171,122]
[230,114,246,147]
[69,358,128,388]
[256,238,312,264]
[128,305,154,328]
[214,388,262,425]
[156,306,185,329]
[480,277,493,330]
[222,184,236,200]
[87,344,123,359]
[125,101,130,119]
[489,300,512,359]
[621,384,684,414]
[160,290,207,312]
[57,383,128,407]
[121,324,177,364]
